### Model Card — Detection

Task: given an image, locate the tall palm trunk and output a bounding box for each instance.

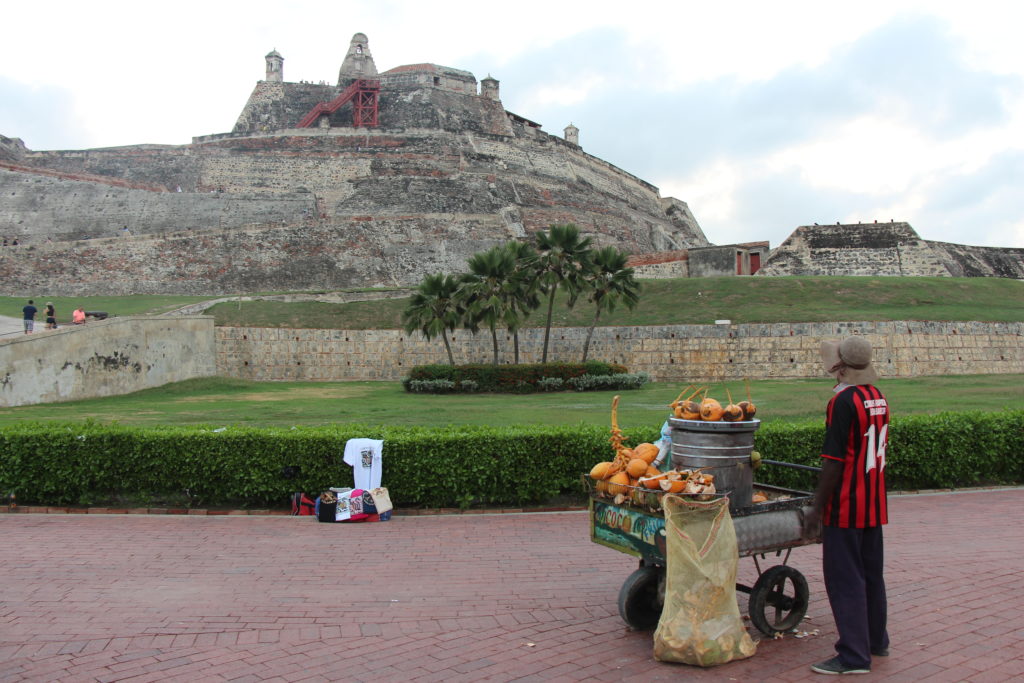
[582,308,602,362]
[441,329,455,365]
[490,325,499,365]
[513,331,520,364]
[542,284,558,363]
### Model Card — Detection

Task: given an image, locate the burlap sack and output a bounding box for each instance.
[652,495,757,666]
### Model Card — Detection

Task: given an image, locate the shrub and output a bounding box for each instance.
[567,372,650,392]
[1,411,1019,509]
[537,377,565,392]
[403,361,635,393]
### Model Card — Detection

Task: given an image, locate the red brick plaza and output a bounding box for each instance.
[1,489,1022,682]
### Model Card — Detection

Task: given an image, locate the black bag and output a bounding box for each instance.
[316,491,338,523]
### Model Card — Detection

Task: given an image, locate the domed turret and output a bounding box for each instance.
[338,33,378,84]
[564,122,579,146]
[265,49,284,83]
[481,75,500,101]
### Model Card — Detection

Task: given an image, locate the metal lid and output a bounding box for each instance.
[668,418,761,433]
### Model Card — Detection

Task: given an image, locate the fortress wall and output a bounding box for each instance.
[759,223,1024,278]
[0,168,316,240]
[215,321,1024,382]
[23,146,201,191]
[926,241,1024,279]
[0,316,215,408]
[0,215,516,295]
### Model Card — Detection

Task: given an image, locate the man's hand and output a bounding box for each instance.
[801,506,821,540]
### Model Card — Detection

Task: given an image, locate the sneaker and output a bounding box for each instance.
[811,656,870,675]
[871,648,889,657]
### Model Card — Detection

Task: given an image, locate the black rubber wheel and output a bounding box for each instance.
[617,565,664,630]
[748,565,810,635]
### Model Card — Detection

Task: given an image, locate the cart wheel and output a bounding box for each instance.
[748,565,809,636]
[618,565,664,630]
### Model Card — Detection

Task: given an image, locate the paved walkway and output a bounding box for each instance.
[1,489,1022,682]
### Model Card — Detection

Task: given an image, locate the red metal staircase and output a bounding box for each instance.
[297,79,380,128]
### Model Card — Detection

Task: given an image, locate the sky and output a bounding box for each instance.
[3,0,1023,250]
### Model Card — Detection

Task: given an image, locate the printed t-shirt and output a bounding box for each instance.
[343,438,383,490]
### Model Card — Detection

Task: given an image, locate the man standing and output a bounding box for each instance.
[803,336,890,675]
[22,299,37,334]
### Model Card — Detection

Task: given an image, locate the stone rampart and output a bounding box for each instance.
[760,223,1024,278]
[215,321,1023,382]
[0,316,215,407]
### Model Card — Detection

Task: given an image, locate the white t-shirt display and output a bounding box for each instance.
[343,438,383,490]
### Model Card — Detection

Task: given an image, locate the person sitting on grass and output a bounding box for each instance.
[72,307,87,325]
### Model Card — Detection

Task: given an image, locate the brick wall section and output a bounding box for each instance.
[215,321,1024,382]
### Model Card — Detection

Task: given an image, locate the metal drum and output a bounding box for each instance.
[669,418,760,512]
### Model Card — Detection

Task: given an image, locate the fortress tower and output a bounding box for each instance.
[564,123,579,146]
[337,33,378,84]
[265,49,284,83]
[480,75,500,101]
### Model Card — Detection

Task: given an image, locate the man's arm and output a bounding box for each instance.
[802,457,843,539]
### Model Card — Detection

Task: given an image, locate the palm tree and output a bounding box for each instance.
[401,273,463,365]
[580,246,641,362]
[532,224,593,363]
[503,241,540,364]
[460,245,518,364]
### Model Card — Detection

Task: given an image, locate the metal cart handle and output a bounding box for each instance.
[761,459,822,473]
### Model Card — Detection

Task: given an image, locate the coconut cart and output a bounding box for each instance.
[588,417,822,636]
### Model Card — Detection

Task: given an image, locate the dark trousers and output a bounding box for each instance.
[822,525,889,668]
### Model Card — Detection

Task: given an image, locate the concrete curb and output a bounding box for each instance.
[4,485,1020,517]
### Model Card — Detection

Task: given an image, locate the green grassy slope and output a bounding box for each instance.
[203,276,1024,329]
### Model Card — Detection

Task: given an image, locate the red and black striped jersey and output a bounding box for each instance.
[821,384,889,528]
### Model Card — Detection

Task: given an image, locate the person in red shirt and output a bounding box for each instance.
[803,336,890,675]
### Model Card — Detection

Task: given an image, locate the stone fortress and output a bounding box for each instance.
[2,32,1020,296]
[0,34,707,295]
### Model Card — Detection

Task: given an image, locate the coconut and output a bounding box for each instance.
[633,442,659,464]
[607,472,631,496]
[626,458,649,478]
[589,461,614,480]
[700,398,724,421]
[659,478,686,493]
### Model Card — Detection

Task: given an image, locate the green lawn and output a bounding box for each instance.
[2,375,1020,429]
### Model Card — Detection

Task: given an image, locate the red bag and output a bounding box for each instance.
[291,492,316,516]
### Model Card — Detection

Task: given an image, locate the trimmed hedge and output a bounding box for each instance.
[404,361,629,393]
[1,411,1020,509]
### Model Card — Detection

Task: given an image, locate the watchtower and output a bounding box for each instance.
[564,122,579,146]
[481,75,500,101]
[265,49,284,83]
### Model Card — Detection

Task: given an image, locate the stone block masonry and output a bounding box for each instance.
[216,321,1023,382]
[0,316,215,408]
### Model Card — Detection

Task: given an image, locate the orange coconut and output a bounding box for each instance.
[700,398,724,421]
[607,472,631,496]
[626,458,650,478]
[660,479,686,493]
[640,472,669,490]
[590,462,614,480]
[632,443,659,464]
